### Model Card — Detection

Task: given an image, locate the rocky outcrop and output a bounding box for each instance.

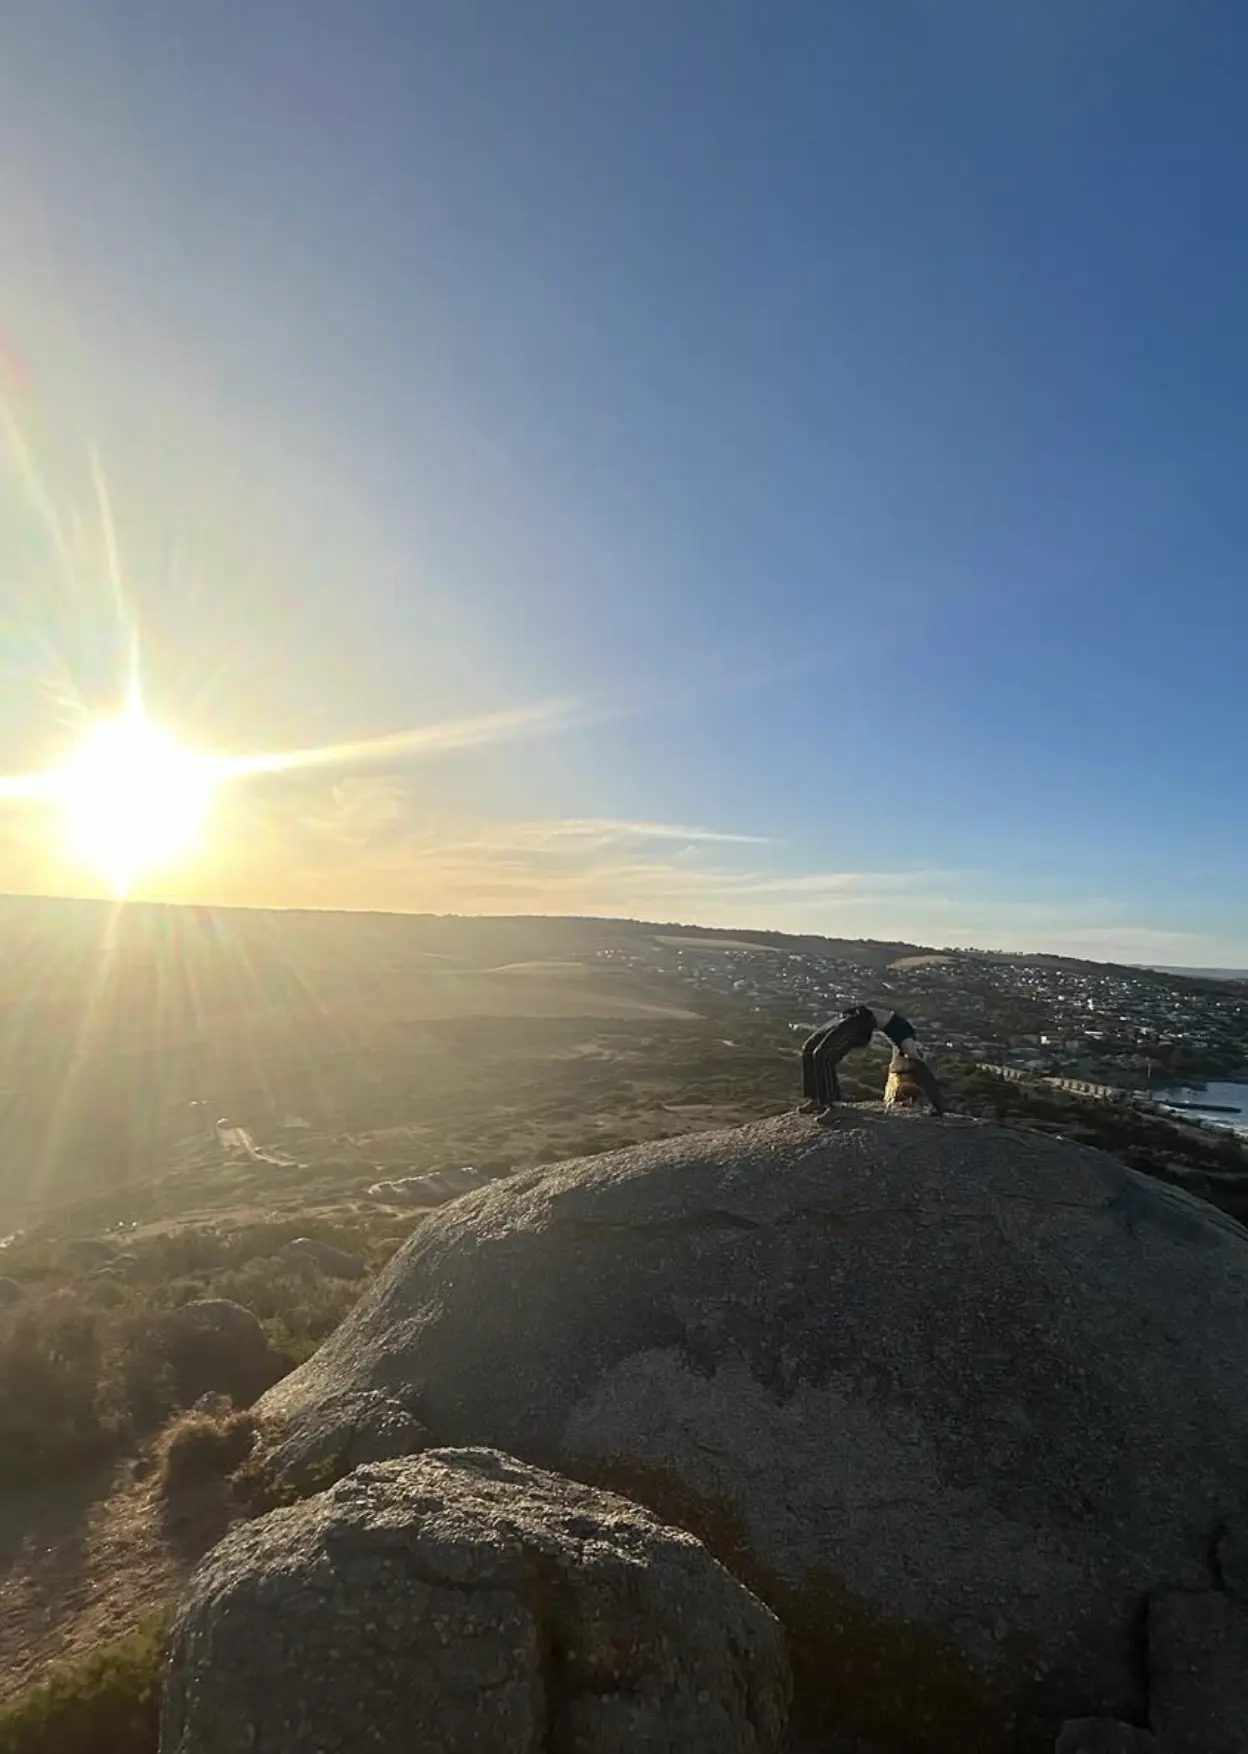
[160,1447,790,1754]
[259,1109,1248,1748]
[366,1164,493,1205]
[257,1387,428,1494]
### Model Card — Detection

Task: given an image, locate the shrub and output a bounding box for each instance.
[156,1407,257,1494]
[0,1231,368,1487]
[206,1262,362,1362]
[113,1300,279,1429]
[0,1307,114,1485]
[0,1616,167,1754]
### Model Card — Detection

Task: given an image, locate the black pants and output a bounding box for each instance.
[801,1009,876,1108]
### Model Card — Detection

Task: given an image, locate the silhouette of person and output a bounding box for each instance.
[799,1006,943,1116]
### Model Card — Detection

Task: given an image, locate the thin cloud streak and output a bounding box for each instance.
[425,818,773,854]
[265,810,1219,962]
[218,697,586,779]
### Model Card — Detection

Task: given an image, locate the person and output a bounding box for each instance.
[799,1005,943,1117]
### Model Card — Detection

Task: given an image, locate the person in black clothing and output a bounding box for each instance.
[799,1006,875,1110]
[799,1006,944,1116]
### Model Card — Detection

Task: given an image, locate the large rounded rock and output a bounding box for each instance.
[258,1111,1248,1748]
[161,1298,278,1407]
[160,1447,790,1754]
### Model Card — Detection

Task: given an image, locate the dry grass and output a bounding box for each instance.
[0,1459,228,1710]
[155,1407,257,1495]
[0,1220,377,1489]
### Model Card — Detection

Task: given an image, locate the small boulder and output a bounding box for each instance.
[160,1447,791,1754]
[259,1388,428,1494]
[0,1277,23,1308]
[161,1298,278,1407]
[1148,1589,1248,1754]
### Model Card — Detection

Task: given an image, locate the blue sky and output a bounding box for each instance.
[0,0,1245,962]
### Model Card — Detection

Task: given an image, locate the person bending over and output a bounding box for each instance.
[799,1006,943,1117]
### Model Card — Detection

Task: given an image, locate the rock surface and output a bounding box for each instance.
[1215,1513,1248,1601]
[160,1446,790,1754]
[259,1387,428,1493]
[1148,1590,1248,1754]
[367,1164,493,1204]
[259,1110,1248,1748]
[1055,1720,1156,1754]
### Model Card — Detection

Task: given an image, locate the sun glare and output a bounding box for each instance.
[54,714,216,895]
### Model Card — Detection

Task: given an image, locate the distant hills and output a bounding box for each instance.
[1150,966,1248,982]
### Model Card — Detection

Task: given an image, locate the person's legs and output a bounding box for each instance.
[810,1008,876,1111]
[799,1025,834,1109]
[816,1048,843,1109]
[799,1024,827,1094]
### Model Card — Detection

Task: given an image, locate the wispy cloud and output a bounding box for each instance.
[720,868,967,898]
[1,745,1235,964]
[220,697,585,779]
[431,818,773,853]
[191,789,956,928]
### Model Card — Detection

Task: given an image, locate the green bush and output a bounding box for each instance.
[0,1617,167,1754]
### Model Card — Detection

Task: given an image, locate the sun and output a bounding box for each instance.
[54,713,216,895]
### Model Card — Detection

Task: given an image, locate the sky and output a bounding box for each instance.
[0,0,1245,964]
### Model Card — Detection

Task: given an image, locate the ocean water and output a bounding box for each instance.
[1155,1082,1248,1136]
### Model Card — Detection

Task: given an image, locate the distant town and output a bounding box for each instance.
[597,935,1248,1094]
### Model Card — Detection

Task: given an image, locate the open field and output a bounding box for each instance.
[0,902,721,1229]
